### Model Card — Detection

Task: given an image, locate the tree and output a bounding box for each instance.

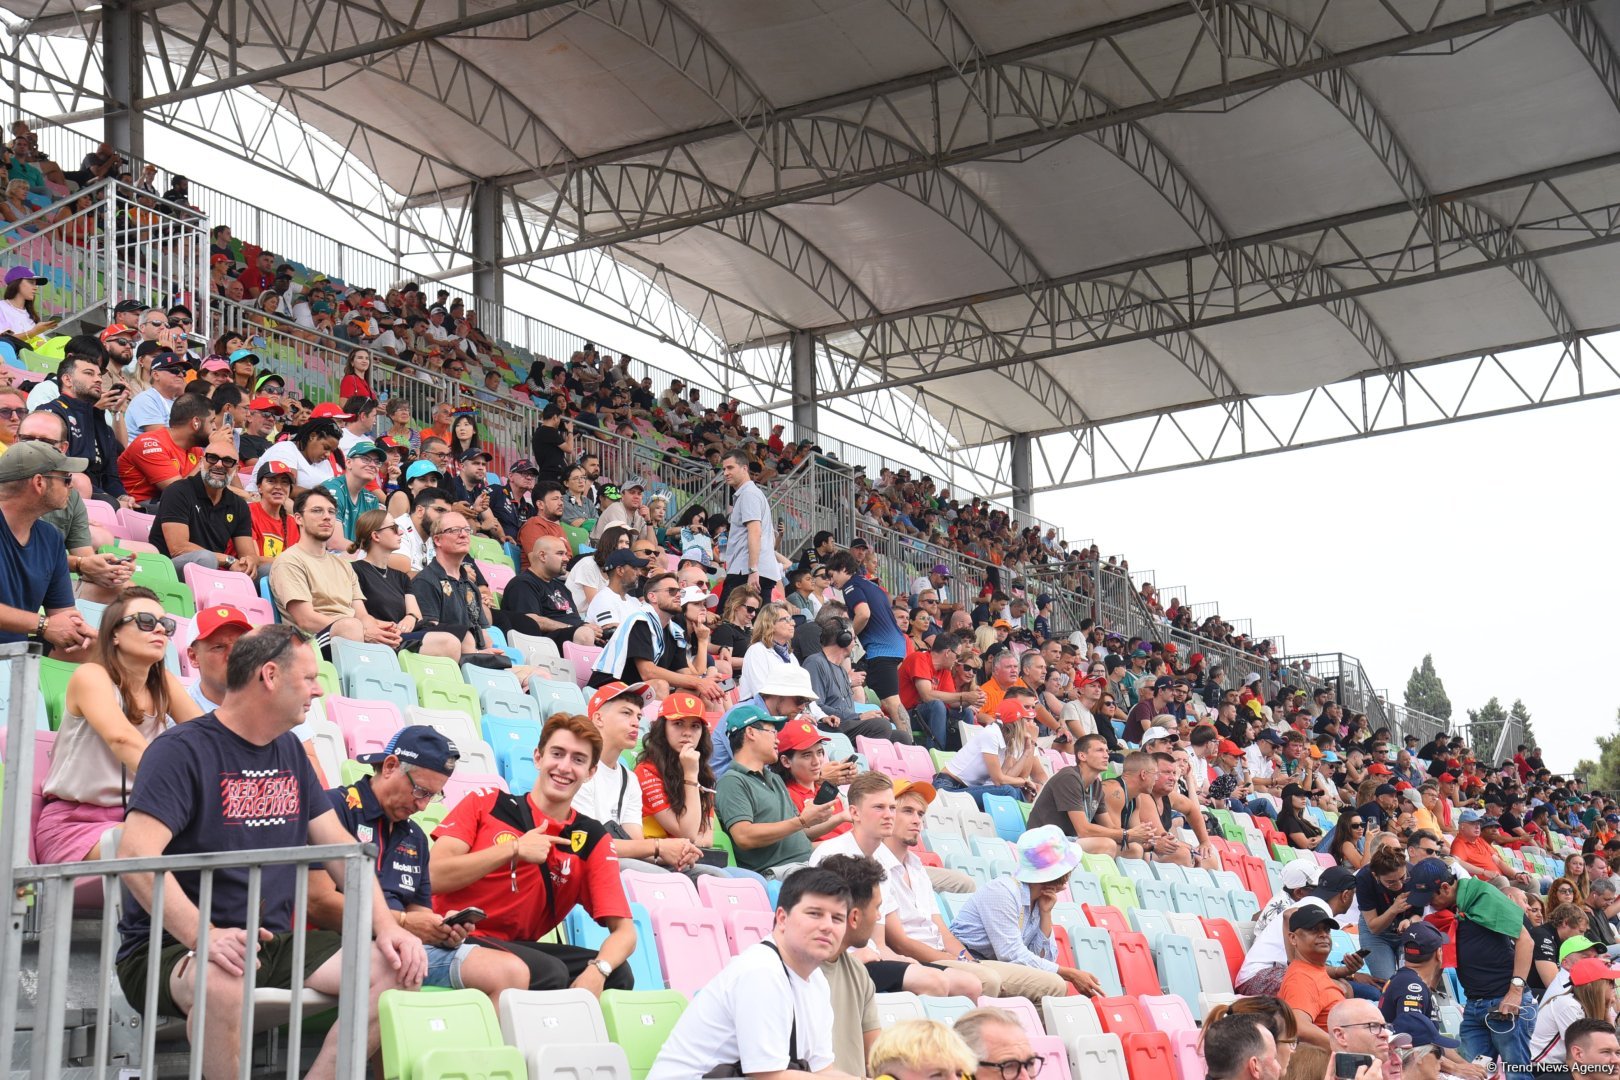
[1575,707,1620,794]
[1466,697,1507,763]
[1508,698,1535,750]
[1405,654,1453,721]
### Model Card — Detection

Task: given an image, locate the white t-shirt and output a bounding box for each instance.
[124,386,173,433]
[808,834,900,921]
[0,300,36,337]
[648,940,835,1078]
[1062,701,1097,736]
[1237,896,1335,984]
[565,557,606,611]
[394,513,428,572]
[572,759,642,828]
[256,440,337,491]
[952,723,1008,787]
[584,587,636,629]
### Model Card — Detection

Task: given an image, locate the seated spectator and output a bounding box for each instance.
[1563,1018,1620,1071]
[234,392,283,465]
[772,717,857,843]
[254,414,342,493]
[898,631,982,750]
[391,481,448,572]
[115,624,426,1077]
[501,534,601,648]
[590,478,638,540]
[409,511,508,664]
[429,713,636,992]
[1024,732,1145,856]
[865,1018,977,1080]
[648,866,859,1079]
[39,351,126,503]
[514,479,566,572]
[350,508,467,661]
[17,406,132,604]
[711,584,758,658]
[573,680,709,875]
[1449,808,1522,887]
[319,438,384,544]
[954,1007,1049,1080]
[588,569,725,700]
[737,600,807,701]
[1276,782,1325,850]
[1280,906,1345,1045]
[949,825,1102,998]
[445,448,503,540]
[582,547,644,632]
[975,651,1022,724]
[150,431,257,578]
[489,458,538,540]
[35,587,200,863]
[1145,751,1220,868]
[335,396,379,455]
[561,464,594,527]
[0,441,95,655]
[248,459,299,561]
[123,351,188,434]
[933,694,1046,809]
[114,390,210,507]
[716,706,840,876]
[183,603,251,714]
[566,524,631,610]
[1237,866,1359,998]
[804,611,913,745]
[269,487,399,650]
[1323,999,1395,1076]
[633,691,718,847]
[307,726,528,1003]
[674,583,728,681]
[808,773,980,1000]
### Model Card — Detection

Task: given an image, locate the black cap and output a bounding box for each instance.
[1313,866,1357,897]
[113,298,146,314]
[1289,906,1339,933]
[604,549,648,570]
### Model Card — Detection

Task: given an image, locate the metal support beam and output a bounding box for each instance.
[471,181,505,319]
[1010,433,1033,517]
[102,2,143,160]
[790,330,818,441]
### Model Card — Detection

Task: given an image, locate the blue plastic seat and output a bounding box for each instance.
[1153,933,1203,1016]
[982,793,1026,842]
[568,901,663,991]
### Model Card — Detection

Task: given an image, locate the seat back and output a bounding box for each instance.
[182,562,257,606]
[496,988,609,1060]
[1068,870,1106,907]
[1101,876,1140,911]
[529,1043,633,1080]
[1191,937,1234,995]
[1111,932,1162,999]
[482,683,541,724]
[401,651,466,687]
[303,716,346,787]
[1068,1034,1128,1080]
[982,793,1026,841]
[1094,994,1151,1037]
[622,868,700,909]
[1165,912,1205,942]
[1137,879,1175,912]
[874,991,925,1028]
[529,675,588,718]
[1123,1031,1175,1080]
[1083,903,1130,935]
[893,743,936,784]
[325,696,405,759]
[1147,935,1201,1016]
[439,771,509,811]
[720,908,775,955]
[481,715,542,773]
[978,996,1044,1036]
[561,642,603,686]
[331,637,402,681]
[1042,995,1104,1041]
[1031,1034,1075,1080]
[696,873,770,913]
[1169,1028,1203,1080]
[570,902,664,991]
[598,990,687,1080]
[855,735,900,768]
[1129,908,1172,945]
[1068,925,1124,997]
[508,630,562,665]
[418,679,481,720]
[649,906,729,997]
[920,994,978,1025]
[378,988,506,1080]
[408,706,484,751]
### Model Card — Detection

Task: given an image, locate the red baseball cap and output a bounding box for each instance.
[586,681,649,715]
[194,604,252,642]
[1218,739,1243,756]
[775,717,828,754]
[309,402,353,421]
[996,698,1035,724]
[98,324,136,342]
[1368,763,1393,775]
[246,395,285,414]
[659,692,705,721]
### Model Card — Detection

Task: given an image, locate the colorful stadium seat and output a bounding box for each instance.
[377,988,525,1080]
[599,989,687,1080]
[325,696,405,759]
[1111,933,1162,998]
[874,992,925,1028]
[649,906,729,997]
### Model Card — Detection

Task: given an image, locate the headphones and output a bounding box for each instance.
[832,619,854,649]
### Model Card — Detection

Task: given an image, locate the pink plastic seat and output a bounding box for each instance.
[978,996,1044,1036]
[182,563,258,606]
[115,507,156,541]
[855,736,900,772]
[561,642,602,687]
[324,696,404,759]
[893,743,936,784]
[439,771,508,810]
[84,498,118,531]
[650,907,729,997]
[696,874,770,914]
[476,561,515,591]
[1170,1028,1203,1080]
[1029,1035,1074,1080]
[1138,993,1196,1035]
[622,869,699,910]
[721,909,775,955]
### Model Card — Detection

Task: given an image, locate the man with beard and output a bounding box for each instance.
[589,569,726,701]
[150,430,257,577]
[116,391,213,507]
[39,351,128,504]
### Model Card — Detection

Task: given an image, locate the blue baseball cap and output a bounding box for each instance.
[405,460,442,482]
[1403,857,1457,907]
[356,725,459,774]
[1392,1012,1459,1050]
[1402,921,1447,960]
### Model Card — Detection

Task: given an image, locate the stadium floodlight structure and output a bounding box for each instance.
[3,0,1620,508]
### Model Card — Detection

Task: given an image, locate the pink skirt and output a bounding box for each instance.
[34,799,124,863]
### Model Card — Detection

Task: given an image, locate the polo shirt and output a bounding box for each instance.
[430,790,628,941]
[319,476,382,542]
[1380,963,1437,1023]
[978,678,1016,721]
[1280,958,1344,1027]
[117,427,199,506]
[897,650,954,711]
[326,779,430,910]
[840,573,905,659]
[151,474,251,559]
[1450,833,1502,876]
[0,516,72,644]
[715,761,811,873]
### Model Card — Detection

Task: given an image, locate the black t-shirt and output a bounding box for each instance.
[237,432,272,462]
[1456,912,1522,999]
[118,715,323,960]
[502,571,583,631]
[1355,864,1398,916]
[530,423,568,483]
[1379,965,1436,1023]
[151,475,251,557]
[1528,922,1560,993]
[711,622,750,658]
[353,560,411,624]
[587,618,678,688]
[1499,811,1524,834]
[411,559,487,643]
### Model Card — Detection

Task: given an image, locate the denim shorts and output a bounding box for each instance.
[424,942,478,989]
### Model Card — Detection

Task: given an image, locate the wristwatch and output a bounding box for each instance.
[593,959,613,979]
[1509,977,1525,988]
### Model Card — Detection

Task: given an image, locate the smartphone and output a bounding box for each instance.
[1348,948,1370,961]
[1334,1053,1375,1080]
[813,783,840,805]
[443,907,485,928]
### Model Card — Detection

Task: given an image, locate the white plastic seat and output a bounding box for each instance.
[498,988,609,1075]
[875,992,925,1028]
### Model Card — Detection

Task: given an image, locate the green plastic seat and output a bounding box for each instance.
[400,651,466,687]
[37,656,78,730]
[377,988,523,1080]
[1082,853,1122,880]
[129,552,178,587]
[148,579,195,617]
[1101,875,1140,911]
[561,523,591,555]
[418,678,481,721]
[316,659,340,700]
[468,535,512,569]
[600,989,688,1080]
[340,760,374,786]
[411,801,448,837]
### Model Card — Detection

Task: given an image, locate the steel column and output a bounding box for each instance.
[1010,433,1033,517]
[472,180,505,320]
[790,330,818,441]
[102,2,143,160]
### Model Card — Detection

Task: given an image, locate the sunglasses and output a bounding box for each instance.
[0,407,25,420]
[204,453,239,469]
[117,611,178,637]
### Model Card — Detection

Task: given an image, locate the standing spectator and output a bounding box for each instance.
[647,867,859,1079]
[719,448,781,609]
[150,431,257,577]
[306,726,529,1001]
[124,352,189,434]
[1403,856,1535,1065]
[715,705,839,876]
[528,403,573,484]
[949,825,1102,999]
[825,548,910,739]
[0,441,95,653]
[248,460,300,561]
[804,614,912,745]
[39,352,126,502]
[428,713,637,992]
[114,625,427,1078]
[1379,923,1489,1080]
[35,587,201,863]
[319,439,385,543]
[268,487,399,650]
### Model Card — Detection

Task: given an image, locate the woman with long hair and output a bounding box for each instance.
[340,346,377,400]
[349,508,464,658]
[1325,806,1368,868]
[1276,783,1324,850]
[35,587,201,862]
[0,266,55,343]
[934,694,1046,808]
[633,698,716,845]
[711,583,759,660]
[447,412,481,458]
[252,414,342,492]
[1567,853,1592,900]
[1354,843,1414,980]
[736,600,804,701]
[673,502,712,563]
[1531,961,1618,1064]
[1545,877,1581,920]
[770,724,852,842]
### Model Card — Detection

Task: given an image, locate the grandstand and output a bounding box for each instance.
[0,0,1606,1076]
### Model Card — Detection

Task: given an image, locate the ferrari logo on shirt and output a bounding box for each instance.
[569,830,587,853]
[226,513,234,523]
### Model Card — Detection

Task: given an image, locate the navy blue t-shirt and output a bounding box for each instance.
[1380,964,1436,1023]
[325,780,431,911]
[0,516,73,644]
[841,574,906,660]
[118,714,326,960]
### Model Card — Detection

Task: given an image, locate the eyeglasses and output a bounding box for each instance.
[375,523,402,535]
[203,453,239,469]
[116,611,178,637]
[435,527,473,537]
[1338,1022,1391,1036]
[979,1056,1044,1078]
[408,779,445,804]
[0,407,24,419]
[15,434,61,447]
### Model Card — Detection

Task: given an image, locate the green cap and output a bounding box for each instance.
[1561,934,1602,961]
[724,704,780,735]
[345,439,385,460]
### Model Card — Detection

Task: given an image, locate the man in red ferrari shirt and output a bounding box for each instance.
[428,713,637,993]
[115,392,213,507]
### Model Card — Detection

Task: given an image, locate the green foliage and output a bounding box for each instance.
[1466,697,1507,763]
[1575,708,1620,795]
[1404,654,1452,721]
[1508,698,1535,749]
